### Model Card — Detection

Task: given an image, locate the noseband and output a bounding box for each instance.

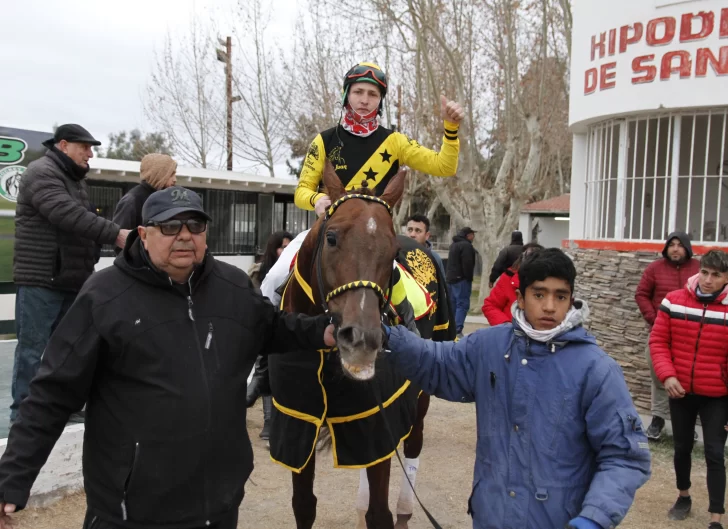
[314,193,395,318]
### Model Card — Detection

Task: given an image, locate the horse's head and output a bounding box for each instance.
[317,160,405,380]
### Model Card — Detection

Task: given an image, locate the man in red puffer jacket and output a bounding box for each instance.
[636,232,701,440]
[650,250,728,529]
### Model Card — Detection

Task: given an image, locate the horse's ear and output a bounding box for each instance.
[323,160,345,202]
[380,168,406,208]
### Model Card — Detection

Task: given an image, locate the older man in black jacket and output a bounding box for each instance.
[10,124,130,424]
[0,186,335,529]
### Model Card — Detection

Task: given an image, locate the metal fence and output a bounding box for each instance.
[583,107,728,243]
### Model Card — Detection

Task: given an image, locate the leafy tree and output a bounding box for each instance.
[97,129,174,161]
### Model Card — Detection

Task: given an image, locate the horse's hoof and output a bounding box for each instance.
[355,509,367,529]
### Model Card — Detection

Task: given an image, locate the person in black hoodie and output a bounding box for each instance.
[488,230,524,287]
[446,227,477,338]
[0,186,334,529]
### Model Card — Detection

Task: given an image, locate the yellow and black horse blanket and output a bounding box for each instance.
[268,237,453,471]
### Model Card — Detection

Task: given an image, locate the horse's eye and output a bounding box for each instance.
[326,232,337,246]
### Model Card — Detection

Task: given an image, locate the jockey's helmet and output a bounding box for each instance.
[342,62,388,114]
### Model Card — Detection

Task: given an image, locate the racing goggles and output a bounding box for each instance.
[346,65,387,90]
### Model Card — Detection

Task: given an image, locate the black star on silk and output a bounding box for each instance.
[379,149,392,163]
[364,167,378,181]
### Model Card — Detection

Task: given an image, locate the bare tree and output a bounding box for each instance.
[145,19,223,169]
[322,0,568,307]
[219,0,293,177]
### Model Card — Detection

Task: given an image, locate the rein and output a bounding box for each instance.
[310,192,444,529]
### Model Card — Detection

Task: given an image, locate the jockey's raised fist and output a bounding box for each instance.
[440,95,465,124]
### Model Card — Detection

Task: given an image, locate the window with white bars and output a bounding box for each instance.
[583,107,728,243]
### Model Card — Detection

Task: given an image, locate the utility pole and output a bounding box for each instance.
[216,36,241,171]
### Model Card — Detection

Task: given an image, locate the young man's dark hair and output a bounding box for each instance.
[407,214,430,232]
[519,247,576,295]
[701,250,728,272]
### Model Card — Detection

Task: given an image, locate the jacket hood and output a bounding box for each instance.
[452,234,470,243]
[663,231,694,260]
[685,273,728,304]
[510,231,524,245]
[114,229,212,289]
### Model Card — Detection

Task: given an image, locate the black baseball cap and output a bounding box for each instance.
[142,186,212,224]
[42,124,101,148]
[460,227,476,235]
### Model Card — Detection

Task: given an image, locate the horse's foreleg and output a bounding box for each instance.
[291,455,317,529]
[365,460,394,529]
[395,393,430,528]
[356,468,370,529]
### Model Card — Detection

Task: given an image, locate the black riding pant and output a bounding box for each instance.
[670,393,728,514]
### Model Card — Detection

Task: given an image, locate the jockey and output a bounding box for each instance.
[262,61,464,304]
[295,61,464,216]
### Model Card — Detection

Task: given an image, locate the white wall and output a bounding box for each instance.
[569,133,588,239]
[518,213,532,242]
[570,0,728,130]
[535,217,571,248]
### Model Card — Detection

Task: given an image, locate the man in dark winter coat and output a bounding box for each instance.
[446,227,477,338]
[636,231,700,440]
[0,186,334,529]
[11,124,130,424]
[112,153,177,237]
[488,230,524,287]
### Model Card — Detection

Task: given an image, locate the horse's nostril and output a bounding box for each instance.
[338,326,364,346]
[338,326,355,344]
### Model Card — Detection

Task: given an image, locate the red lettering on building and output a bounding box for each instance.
[632,55,657,84]
[609,29,617,55]
[584,68,598,94]
[681,12,714,42]
[647,17,676,46]
[695,46,728,76]
[620,23,644,53]
[721,8,728,38]
[592,32,606,60]
[660,50,692,79]
[600,62,617,89]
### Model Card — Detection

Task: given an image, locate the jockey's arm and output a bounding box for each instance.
[397,120,460,177]
[294,134,327,211]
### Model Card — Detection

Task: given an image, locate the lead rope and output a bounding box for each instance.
[372,376,444,529]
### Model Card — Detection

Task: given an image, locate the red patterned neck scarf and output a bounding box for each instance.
[341,105,379,137]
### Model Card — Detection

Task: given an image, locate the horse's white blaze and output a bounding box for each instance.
[360,290,366,311]
[367,217,377,234]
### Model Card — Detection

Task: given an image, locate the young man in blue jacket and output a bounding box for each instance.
[384,248,651,529]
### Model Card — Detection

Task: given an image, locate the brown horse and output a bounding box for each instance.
[269,161,434,529]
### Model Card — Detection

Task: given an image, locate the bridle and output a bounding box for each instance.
[313,193,396,321]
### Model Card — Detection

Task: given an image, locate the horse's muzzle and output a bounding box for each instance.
[336,325,381,380]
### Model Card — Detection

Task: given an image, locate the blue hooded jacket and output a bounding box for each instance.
[385,309,651,529]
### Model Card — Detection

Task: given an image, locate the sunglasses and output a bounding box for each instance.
[346,66,387,88]
[146,218,208,236]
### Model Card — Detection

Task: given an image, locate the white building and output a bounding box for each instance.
[566,0,728,413]
[518,194,570,248]
[569,0,728,253]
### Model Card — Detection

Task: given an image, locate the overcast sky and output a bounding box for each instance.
[2,0,298,172]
